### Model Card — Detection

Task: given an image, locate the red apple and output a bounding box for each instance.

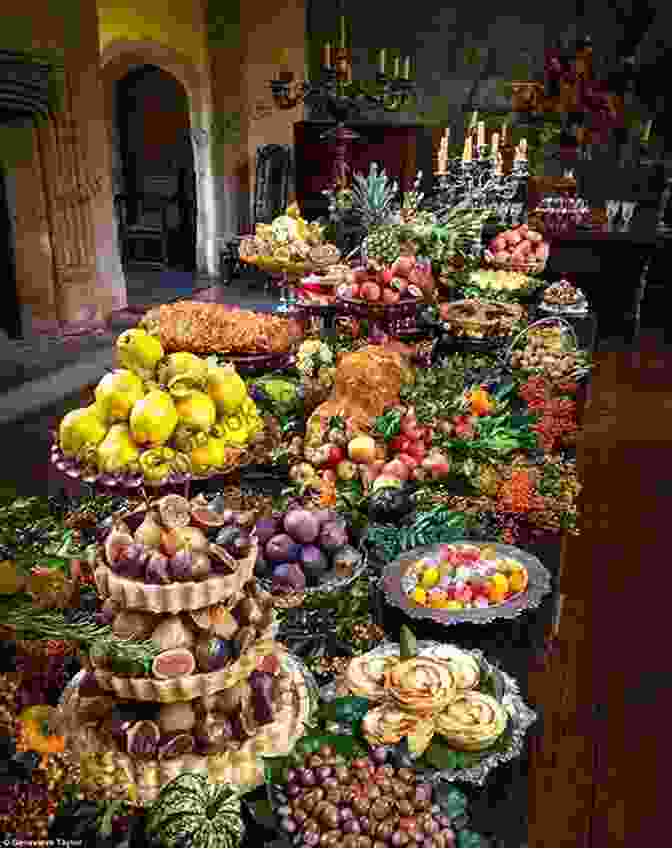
[353,267,369,285]
[389,435,411,454]
[377,268,394,286]
[361,281,382,302]
[390,276,409,295]
[391,256,415,277]
[382,459,410,480]
[382,289,400,305]
[397,453,419,470]
[406,441,426,462]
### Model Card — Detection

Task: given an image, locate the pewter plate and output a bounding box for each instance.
[539,289,589,315]
[382,542,552,626]
[259,551,369,598]
[321,640,538,786]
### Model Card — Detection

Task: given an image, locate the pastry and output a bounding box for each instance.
[436,691,508,752]
[384,657,457,714]
[344,654,399,701]
[361,703,420,746]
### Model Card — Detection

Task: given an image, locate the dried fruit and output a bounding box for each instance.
[157,494,191,528]
[152,648,197,679]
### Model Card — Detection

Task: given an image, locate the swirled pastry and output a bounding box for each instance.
[384,657,457,714]
[344,654,399,701]
[361,703,420,747]
[434,647,481,691]
[436,691,508,752]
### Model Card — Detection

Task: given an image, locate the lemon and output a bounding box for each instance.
[421,567,440,589]
[94,370,145,423]
[206,364,247,416]
[174,391,217,432]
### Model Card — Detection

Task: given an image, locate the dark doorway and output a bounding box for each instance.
[114,65,196,271]
[0,166,21,338]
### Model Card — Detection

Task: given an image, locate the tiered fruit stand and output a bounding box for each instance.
[0,187,594,847]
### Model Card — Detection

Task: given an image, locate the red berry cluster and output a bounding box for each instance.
[519,376,578,453]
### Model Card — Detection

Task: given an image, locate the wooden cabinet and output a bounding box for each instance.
[293,121,424,221]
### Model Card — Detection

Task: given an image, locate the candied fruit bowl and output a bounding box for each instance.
[382,543,552,626]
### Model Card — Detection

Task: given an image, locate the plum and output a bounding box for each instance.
[266,534,301,563]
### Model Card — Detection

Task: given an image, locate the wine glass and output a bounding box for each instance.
[619,201,637,233]
[606,200,621,233]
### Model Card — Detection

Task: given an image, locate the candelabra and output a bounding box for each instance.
[434,153,529,228]
[269,47,416,190]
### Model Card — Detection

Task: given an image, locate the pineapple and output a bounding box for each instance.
[362,225,401,265]
[475,463,502,497]
[350,162,399,229]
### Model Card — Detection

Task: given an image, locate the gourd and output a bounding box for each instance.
[145,770,243,848]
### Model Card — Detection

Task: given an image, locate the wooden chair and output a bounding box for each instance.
[115,183,171,269]
[222,144,292,283]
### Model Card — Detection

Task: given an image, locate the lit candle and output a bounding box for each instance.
[642,119,653,142]
[379,48,386,75]
[468,111,479,131]
[520,138,528,158]
[402,57,411,80]
[495,151,504,176]
[393,56,400,78]
[340,16,347,49]
[279,48,290,71]
[323,42,332,69]
[444,127,450,143]
[477,121,486,148]
[501,121,508,144]
[491,132,500,154]
[463,137,473,162]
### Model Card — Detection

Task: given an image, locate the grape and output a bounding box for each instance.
[285,767,298,784]
[302,831,320,848]
[370,746,389,765]
[286,782,301,798]
[339,807,354,823]
[424,818,440,835]
[390,830,405,847]
[299,768,316,786]
[359,816,372,834]
[316,765,333,782]
[323,777,339,789]
[343,818,361,835]
[437,815,452,828]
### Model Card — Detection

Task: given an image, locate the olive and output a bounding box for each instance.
[353,797,371,816]
[376,821,394,842]
[357,839,373,848]
[303,788,325,811]
[334,766,351,783]
[294,808,309,825]
[320,829,343,847]
[320,803,340,830]
[397,768,415,783]
[367,785,381,801]
[308,754,324,768]
[303,818,320,834]
[397,800,414,817]
[326,788,343,806]
[319,744,335,759]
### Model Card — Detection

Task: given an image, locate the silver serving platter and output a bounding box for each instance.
[321,640,537,786]
[382,543,552,626]
[539,288,589,315]
[259,551,369,598]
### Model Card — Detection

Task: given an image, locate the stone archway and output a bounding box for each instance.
[100,40,217,275]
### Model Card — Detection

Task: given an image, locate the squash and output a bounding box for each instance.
[145,770,243,847]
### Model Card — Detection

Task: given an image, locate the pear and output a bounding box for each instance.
[96,424,141,475]
[156,352,209,391]
[94,369,145,423]
[174,391,217,433]
[206,363,247,416]
[134,511,163,548]
[116,328,164,382]
[130,390,178,447]
[59,405,108,458]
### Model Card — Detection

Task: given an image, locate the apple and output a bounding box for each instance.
[406,441,426,462]
[348,435,377,464]
[353,267,369,285]
[391,256,415,277]
[322,468,337,484]
[397,453,419,470]
[381,459,410,480]
[390,276,409,294]
[361,281,382,302]
[377,268,394,286]
[382,289,401,305]
[389,435,411,454]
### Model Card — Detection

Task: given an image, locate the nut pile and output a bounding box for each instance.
[277,744,456,847]
[510,326,580,380]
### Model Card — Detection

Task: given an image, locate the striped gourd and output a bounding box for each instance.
[145,771,243,848]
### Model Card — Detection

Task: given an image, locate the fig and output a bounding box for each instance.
[284,509,320,544]
[151,615,196,652]
[158,700,196,734]
[272,562,306,593]
[158,732,194,760]
[168,547,194,581]
[126,720,160,759]
[232,596,264,627]
[152,648,196,679]
[145,551,171,584]
[229,531,252,559]
[193,717,234,755]
[194,635,233,673]
[233,625,257,656]
[299,545,329,584]
[318,521,349,554]
[118,543,152,579]
[213,682,248,715]
[134,511,163,548]
[252,517,280,546]
[266,534,301,563]
[249,670,275,725]
[190,550,211,580]
[104,528,135,568]
[209,544,236,574]
[190,506,227,532]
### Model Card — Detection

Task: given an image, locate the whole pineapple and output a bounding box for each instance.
[475,463,502,497]
[351,163,401,264]
[363,225,401,265]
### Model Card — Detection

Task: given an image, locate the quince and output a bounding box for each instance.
[217,414,249,447]
[59,404,108,459]
[0,560,27,595]
[96,424,141,474]
[94,369,145,423]
[156,352,209,392]
[129,390,178,447]
[116,329,164,381]
[206,363,247,416]
[174,391,217,432]
[189,436,228,476]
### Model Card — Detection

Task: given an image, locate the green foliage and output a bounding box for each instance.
[365,507,467,561]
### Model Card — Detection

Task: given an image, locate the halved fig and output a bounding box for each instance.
[157,732,194,760]
[126,720,160,759]
[189,603,238,639]
[157,494,191,529]
[104,528,135,568]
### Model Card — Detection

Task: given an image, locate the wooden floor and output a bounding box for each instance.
[528,333,672,846]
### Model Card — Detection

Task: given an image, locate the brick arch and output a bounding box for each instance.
[100,40,217,274]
